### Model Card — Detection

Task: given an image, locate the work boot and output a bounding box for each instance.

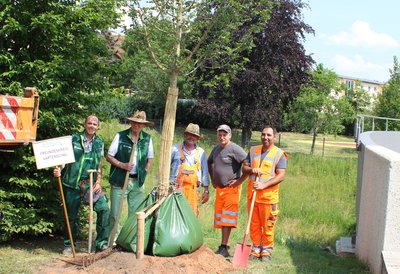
[215,245,231,258]
[62,246,72,255]
[215,245,229,254]
[261,246,272,261]
[250,245,261,260]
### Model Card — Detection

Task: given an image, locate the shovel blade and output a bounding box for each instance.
[232,242,252,267]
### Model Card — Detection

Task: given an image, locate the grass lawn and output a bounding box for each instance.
[0,122,369,273]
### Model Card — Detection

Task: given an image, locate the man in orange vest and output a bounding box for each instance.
[170,123,210,216]
[242,126,287,261]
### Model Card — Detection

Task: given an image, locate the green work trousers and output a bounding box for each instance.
[63,186,110,249]
[109,178,144,243]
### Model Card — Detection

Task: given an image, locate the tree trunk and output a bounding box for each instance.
[241,126,252,150]
[157,72,179,197]
[155,0,184,197]
[311,128,317,155]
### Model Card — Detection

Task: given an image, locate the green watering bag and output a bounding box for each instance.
[152,192,203,256]
[116,192,155,252]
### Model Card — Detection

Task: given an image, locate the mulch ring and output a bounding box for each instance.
[35,245,235,274]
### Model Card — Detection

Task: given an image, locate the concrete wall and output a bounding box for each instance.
[356,132,400,274]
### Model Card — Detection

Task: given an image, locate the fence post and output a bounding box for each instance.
[322,137,325,157]
[136,212,145,259]
[278,133,281,147]
[361,116,364,133]
[372,117,375,131]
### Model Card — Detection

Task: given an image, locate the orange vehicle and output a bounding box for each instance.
[0,87,39,147]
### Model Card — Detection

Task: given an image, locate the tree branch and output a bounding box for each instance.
[134,1,168,73]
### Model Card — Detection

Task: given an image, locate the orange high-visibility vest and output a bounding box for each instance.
[176,144,201,215]
[247,145,287,204]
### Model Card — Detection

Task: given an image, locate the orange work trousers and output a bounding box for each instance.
[247,201,279,247]
[214,185,242,228]
[181,183,199,216]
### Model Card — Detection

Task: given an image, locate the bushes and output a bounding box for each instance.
[0,147,62,241]
[91,88,131,121]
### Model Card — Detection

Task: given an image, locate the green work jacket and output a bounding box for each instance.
[62,132,103,190]
[109,128,151,187]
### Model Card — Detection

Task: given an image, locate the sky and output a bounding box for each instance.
[302,0,400,83]
[117,1,398,83]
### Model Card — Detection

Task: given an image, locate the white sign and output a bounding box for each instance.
[32,136,75,169]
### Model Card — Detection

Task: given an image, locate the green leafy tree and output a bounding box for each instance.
[0,0,122,240]
[287,64,354,154]
[374,56,400,130]
[192,0,314,148]
[351,85,371,114]
[341,83,371,135]
[127,0,273,194]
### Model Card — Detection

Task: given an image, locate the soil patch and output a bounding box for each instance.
[36,245,234,274]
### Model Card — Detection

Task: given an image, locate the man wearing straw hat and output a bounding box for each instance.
[170,123,210,216]
[53,115,110,255]
[106,111,154,242]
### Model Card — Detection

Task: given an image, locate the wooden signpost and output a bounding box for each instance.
[32,136,76,257]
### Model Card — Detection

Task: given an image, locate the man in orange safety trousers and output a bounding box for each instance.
[242,126,288,261]
[170,123,210,216]
[208,124,248,258]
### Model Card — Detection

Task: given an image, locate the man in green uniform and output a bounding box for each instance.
[106,111,154,243]
[53,115,110,255]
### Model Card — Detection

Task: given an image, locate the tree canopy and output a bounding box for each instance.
[192,0,315,147]
[286,64,354,154]
[0,0,122,240]
[373,56,400,130]
[126,0,274,194]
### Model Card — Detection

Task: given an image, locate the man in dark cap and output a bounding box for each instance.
[207,124,247,258]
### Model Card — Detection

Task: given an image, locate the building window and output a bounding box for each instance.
[346,80,354,90]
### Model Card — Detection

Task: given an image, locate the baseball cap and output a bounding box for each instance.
[217,124,231,134]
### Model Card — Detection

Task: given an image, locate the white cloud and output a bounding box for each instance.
[333,54,390,82]
[322,21,400,48]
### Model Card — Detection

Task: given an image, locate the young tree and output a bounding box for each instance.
[127,0,273,195]
[373,56,400,130]
[287,64,354,154]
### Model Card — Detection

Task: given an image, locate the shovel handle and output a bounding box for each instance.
[87,169,96,254]
[57,175,76,258]
[109,142,136,245]
[245,190,257,237]
[243,176,258,244]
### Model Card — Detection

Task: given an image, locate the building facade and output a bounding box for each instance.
[338,75,385,103]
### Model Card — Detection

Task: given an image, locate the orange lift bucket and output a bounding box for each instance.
[0,87,39,146]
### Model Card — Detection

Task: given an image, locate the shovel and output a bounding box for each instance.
[232,187,257,267]
[87,169,97,254]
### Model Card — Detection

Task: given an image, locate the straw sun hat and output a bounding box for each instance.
[126,111,154,126]
[184,123,203,139]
